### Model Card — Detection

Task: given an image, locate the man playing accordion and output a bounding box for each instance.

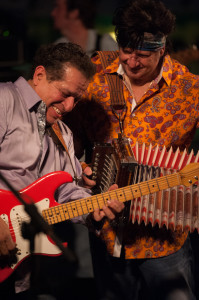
[80,0,199,299]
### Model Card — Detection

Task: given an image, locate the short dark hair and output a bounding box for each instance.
[113,0,176,54]
[31,42,96,81]
[66,0,96,29]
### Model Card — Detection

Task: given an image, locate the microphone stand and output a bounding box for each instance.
[0,172,77,297]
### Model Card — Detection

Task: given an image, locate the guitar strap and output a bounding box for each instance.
[92,52,130,252]
[94,51,127,134]
[50,122,81,184]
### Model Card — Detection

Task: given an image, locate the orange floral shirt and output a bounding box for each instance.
[84,52,199,259]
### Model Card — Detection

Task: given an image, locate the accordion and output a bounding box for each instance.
[91,135,199,233]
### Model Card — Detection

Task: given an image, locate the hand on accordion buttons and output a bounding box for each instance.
[81,162,96,189]
[92,184,125,222]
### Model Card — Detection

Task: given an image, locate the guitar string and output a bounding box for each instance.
[6,172,192,223]
[6,168,198,234]
[7,194,191,234]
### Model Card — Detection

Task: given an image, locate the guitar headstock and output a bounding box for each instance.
[179,163,199,186]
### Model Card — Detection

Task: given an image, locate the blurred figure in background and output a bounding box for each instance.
[51,0,118,56]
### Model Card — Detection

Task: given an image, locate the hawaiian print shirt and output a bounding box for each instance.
[84,51,199,259]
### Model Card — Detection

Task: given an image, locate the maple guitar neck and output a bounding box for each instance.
[42,168,184,225]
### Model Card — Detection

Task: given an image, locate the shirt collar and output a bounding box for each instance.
[161,55,173,86]
[14,76,41,110]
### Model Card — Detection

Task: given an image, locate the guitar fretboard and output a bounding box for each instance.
[42,172,181,225]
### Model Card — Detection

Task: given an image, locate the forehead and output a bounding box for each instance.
[119,47,152,56]
[54,66,89,94]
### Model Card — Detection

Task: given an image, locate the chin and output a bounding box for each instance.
[46,117,56,125]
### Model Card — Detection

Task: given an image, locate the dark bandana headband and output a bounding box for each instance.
[128,32,166,51]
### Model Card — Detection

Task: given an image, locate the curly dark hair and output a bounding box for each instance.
[113,0,176,54]
[30,42,96,81]
[66,0,96,29]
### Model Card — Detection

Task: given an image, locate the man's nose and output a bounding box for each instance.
[127,56,139,68]
[63,97,75,112]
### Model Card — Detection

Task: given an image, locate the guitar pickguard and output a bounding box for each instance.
[9,198,61,271]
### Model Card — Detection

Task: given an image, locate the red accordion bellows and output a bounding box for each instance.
[131,143,199,233]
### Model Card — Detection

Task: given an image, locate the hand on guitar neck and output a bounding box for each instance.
[81,161,124,222]
[92,183,124,222]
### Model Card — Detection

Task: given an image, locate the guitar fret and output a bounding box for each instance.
[165,175,170,189]
[156,177,160,190]
[114,190,120,201]
[93,195,100,210]
[146,181,151,194]
[158,177,169,190]
[71,200,85,217]
[138,183,143,196]
[74,201,79,215]
[95,194,101,209]
[47,207,57,224]
[51,207,57,223]
[131,184,142,198]
[129,186,135,198]
[100,194,106,208]
[85,197,95,213]
[147,179,159,193]
[54,206,62,222]
[104,194,110,205]
[68,203,76,218]
[115,189,126,203]
[82,199,89,214]
[90,197,95,211]
[141,182,150,195]
[73,199,88,215]
[42,209,49,223]
[75,201,84,216]
[61,204,69,220]
[123,189,128,202]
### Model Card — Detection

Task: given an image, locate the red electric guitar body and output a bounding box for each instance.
[0,171,73,283]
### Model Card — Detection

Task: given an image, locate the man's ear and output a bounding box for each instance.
[33,66,46,86]
[160,47,165,57]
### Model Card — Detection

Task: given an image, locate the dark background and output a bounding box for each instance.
[0,0,199,81]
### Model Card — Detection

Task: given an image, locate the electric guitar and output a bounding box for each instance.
[0,162,199,283]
